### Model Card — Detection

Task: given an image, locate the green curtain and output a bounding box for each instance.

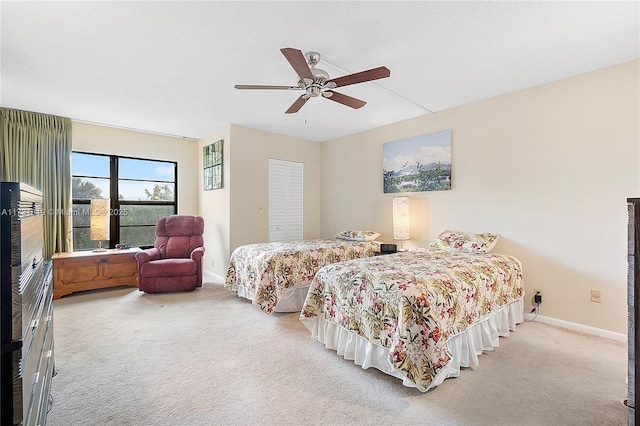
[0,107,72,258]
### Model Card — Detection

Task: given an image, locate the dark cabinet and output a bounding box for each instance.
[0,182,54,425]
[627,198,639,425]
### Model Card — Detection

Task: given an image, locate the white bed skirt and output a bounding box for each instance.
[235,284,310,313]
[300,297,524,391]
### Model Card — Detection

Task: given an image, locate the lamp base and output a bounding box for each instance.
[92,240,107,252]
[394,240,409,252]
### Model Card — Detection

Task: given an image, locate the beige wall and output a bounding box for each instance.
[72,121,199,215]
[197,125,322,278]
[321,60,640,334]
[198,129,231,278]
[71,61,639,335]
[228,125,322,250]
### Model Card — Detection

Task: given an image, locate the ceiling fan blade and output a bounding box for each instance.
[328,66,390,88]
[324,90,366,109]
[280,48,314,83]
[235,84,300,90]
[285,95,309,114]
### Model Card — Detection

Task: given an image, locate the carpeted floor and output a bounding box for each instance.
[47,280,628,426]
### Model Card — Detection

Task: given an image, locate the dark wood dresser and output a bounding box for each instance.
[627,198,639,425]
[0,182,55,425]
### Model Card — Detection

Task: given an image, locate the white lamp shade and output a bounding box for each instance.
[393,196,410,241]
[90,198,110,241]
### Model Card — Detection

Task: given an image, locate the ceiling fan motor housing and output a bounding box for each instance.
[298,51,331,96]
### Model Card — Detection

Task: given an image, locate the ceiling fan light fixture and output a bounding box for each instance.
[308,86,321,97]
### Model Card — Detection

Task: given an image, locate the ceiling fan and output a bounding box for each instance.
[234,48,391,114]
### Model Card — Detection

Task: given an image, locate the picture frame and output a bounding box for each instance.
[383,130,451,193]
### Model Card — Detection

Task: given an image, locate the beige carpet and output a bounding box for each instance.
[47,280,628,426]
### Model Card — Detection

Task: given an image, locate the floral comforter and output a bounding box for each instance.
[300,249,524,391]
[225,239,379,314]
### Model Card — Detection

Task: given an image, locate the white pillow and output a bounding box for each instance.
[335,230,381,242]
[429,230,499,253]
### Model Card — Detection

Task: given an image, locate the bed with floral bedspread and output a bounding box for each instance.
[299,247,524,392]
[225,237,380,314]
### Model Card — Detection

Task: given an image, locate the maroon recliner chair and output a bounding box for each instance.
[135,215,205,293]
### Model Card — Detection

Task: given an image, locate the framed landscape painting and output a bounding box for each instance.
[383,129,451,193]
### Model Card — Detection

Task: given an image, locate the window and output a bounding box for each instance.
[72,152,177,250]
[203,139,223,190]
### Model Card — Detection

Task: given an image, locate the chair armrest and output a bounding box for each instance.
[190,246,205,262]
[135,248,161,264]
[191,246,205,287]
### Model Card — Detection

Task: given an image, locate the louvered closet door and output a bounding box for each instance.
[269,159,303,242]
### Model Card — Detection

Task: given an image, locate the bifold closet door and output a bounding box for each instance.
[269,159,303,242]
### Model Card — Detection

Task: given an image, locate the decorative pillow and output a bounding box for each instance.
[429,230,499,253]
[335,230,381,242]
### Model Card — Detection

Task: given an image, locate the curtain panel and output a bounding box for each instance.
[0,107,72,258]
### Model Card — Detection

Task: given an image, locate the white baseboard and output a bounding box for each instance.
[523,313,626,342]
[203,269,225,284]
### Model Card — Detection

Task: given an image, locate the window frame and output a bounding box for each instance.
[71,151,178,250]
[203,139,223,190]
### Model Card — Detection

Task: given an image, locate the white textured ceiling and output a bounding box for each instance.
[1,1,638,142]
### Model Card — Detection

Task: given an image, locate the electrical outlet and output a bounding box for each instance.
[591,289,601,303]
[211,259,215,268]
[533,288,542,305]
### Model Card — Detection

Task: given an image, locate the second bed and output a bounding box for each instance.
[225,233,380,314]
